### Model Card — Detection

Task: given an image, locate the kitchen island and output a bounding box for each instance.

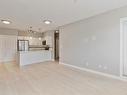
[17,50,52,66]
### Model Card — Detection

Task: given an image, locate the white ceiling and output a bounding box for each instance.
[0,0,127,32]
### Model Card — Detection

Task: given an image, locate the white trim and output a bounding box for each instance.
[120,17,127,79]
[0,60,16,64]
[120,18,124,78]
[59,62,127,81]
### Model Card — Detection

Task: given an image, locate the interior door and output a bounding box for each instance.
[0,35,17,63]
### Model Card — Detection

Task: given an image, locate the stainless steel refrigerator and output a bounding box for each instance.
[17,40,29,51]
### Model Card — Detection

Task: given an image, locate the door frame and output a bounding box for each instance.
[120,17,127,79]
[54,31,59,61]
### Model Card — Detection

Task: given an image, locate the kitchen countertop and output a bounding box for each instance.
[18,50,51,53]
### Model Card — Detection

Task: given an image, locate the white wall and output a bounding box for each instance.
[60,6,127,76]
[0,28,18,35]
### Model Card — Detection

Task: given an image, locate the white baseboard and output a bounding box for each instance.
[0,60,16,64]
[59,62,127,81]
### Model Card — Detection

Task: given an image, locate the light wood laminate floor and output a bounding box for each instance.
[0,61,127,95]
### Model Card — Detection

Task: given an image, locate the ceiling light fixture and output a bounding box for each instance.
[39,37,41,40]
[1,20,11,24]
[55,30,59,33]
[29,37,33,40]
[44,20,52,24]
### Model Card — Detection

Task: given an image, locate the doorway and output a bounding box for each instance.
[54,30,59,61]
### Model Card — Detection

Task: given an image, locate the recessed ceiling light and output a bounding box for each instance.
[44,20,52,24]
[55,30,59,33]
[1,20,11,24]
[29,37,33,39]
[39,37,41,40]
